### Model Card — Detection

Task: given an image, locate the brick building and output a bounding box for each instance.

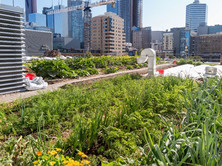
[190,34,222,61]
[91,12,126,56]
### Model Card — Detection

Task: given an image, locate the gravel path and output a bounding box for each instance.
[0,64,175,104]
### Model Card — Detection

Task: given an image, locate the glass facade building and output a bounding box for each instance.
[45,5,68,37]
[25,0,37,22]
[68,0,85,48]
[208,25,222,34]
[186,0,207,32]
[29,13,46,27]
[107,0,143,43]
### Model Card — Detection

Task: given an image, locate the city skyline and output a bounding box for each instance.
[1,0,222,31]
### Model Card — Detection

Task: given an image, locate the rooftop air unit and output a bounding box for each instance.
[0,4,26,95]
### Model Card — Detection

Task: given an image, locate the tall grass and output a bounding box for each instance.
[144,78,222,165]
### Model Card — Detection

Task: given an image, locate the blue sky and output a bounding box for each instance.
[2,0,222,31]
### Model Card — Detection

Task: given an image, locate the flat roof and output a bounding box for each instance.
[0,4,24,14]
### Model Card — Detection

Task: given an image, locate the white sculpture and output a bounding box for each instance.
[137,48,156,76]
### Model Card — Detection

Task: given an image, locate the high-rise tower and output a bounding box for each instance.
[68,0,85,48]
[25,0,37,22]
[186,0,207,32]
[107,0,143,42]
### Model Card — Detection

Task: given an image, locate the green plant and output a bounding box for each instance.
[126,65,133,70]
[104,67,119,74]
[85,51,93,58]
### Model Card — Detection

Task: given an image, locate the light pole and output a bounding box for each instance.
[12,0,15,7]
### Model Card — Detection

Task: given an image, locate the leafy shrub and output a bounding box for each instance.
[76,69,90,77]
[85,51,93,58]
[193,61,202,66]
[86,68,99,75]
[104,67,119,74]
[30,60,78,79]
[134,63,140,69]
[126,65,133,70]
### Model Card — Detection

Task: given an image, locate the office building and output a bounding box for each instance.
[44,5,69,37]
[197,22,208,35]
[53,36,80,50]
[186,0,207,32]
[208,25,222,34]
[29,13,46,27]
[162,32,174,55]
[25,29,53,56]
[107,0,143,42]
[68,0,85,48]
[190,34,222,62]
[25,0,37,22]
[132,27,151,50]
[197,24,222,35]
[151,31,164,53]
[170,27,191,57]
[91,12,126,56]
[0,4,26,94]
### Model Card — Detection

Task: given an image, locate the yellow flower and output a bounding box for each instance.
[73,161,80,166]
[50,161,56,166]
[33,160,38,164]
[63,160,69,164]
[55,148,62,152]
[56,154,59,158]
[81,160,90,165]
[48,150,57,155]
[77,152,84,156]
[81,154,87,158]
[36,152,42,156]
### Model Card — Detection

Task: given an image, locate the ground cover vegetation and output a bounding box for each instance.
[28,56,148,79]
[1,74,222,165]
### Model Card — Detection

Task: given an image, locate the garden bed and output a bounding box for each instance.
[1,73,222,165]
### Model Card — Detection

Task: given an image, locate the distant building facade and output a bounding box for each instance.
[162,32,174,55]
[132,27,151,50]
[68,0,85,48]
[53,35,80,50]
[190,34,222,61]
[29,13,46,27]
[151,31,164,53]
[197,22,208,35]
[197,24,222,35]
[171,27,192,57]
[208,25,222,34]
[186,0,207,32]
[25,29,53,56]
[25,0,37,22]
[91,12,126,56]
[44,5,69,37]
[107,0,143,42]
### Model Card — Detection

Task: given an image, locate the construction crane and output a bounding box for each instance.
[47,0,115,15]
[46,0,115,51]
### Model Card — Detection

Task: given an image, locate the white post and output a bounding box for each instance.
[141,48,156,76]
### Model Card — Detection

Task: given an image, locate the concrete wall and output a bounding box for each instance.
[25,29,53,56]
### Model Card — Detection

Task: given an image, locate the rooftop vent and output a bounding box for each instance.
[0,5,26,95]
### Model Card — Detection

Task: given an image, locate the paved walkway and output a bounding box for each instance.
[0,64,175,104]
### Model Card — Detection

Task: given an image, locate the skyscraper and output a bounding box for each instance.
[44,5,69,37]
[186,0,207,32]
[25,0,37,22]
[107,0,143,43]
[68,0,85,48]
